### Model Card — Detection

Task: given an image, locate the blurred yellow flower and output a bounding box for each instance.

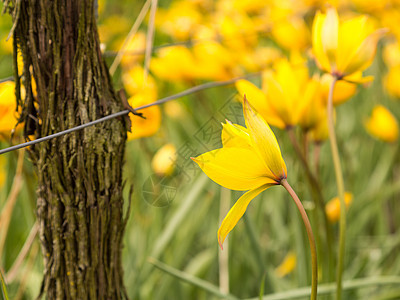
[312,7,386,82]
[383,41,400,67]
[385,65,400,99]
[0,81,20,136]
[326,192,353,223]
[236,57,314,129]
[271,16,310,51]
[238,46,282,72]
[275,252,297,278]
[151,144,177,177]
[156,1,203,40]
[350,0,388,14]
[319,73,357,105]
[380,9,400,44]
[192,98,287,248]
[151,46,197,81]
[127,95,161,140]
[298,77,325,132]
[123,67,161,140]
[192,40,236,80]
[213,11,258,52]
[364,105,399,143]
[122,65,157,98]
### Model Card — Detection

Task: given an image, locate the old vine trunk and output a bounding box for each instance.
[4,0,129,298]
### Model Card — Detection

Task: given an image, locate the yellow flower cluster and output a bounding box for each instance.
[95,1,400,143]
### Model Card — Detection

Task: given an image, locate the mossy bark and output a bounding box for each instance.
[4,0,129,299]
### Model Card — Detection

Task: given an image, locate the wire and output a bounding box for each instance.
[0,72,259,155]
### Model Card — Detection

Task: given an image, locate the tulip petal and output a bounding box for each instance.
[321,8,339,66]
[218,184,272,248]
[243,98,287,180]
[336,15,370,73]
[341,28,388,76]
[342,72,374,84]
[221,121,251,148]
[312,10,332,73]
[192,147,276,191]
[236,79,285,129]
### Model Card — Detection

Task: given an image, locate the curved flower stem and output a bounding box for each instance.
[280,179,318,300]
[327,76,346,300]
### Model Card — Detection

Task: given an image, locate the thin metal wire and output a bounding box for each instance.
[0,72,260,155]
[0,76,14,83]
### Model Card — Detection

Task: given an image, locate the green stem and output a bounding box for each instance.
[287,127,334,281]
[280,179,318,300]
[326,76,346,300]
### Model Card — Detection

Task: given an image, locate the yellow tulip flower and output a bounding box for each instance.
[364,105,399,143]
[192,98,287,248]
[312,7,386,82]
[326,192,353,223]
[236,57,314,129]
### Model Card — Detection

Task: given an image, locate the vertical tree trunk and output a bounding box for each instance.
[5,0,129,298]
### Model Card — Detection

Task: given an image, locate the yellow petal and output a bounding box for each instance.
[312,11,332,73]
[243,98,287,181]
[321,8,339,67]
[221,121,251,148]
[336,15,371,73]
[235,80,285,129]
[298,78,323,130]
[261,71,288,128]
[272,59,308,125]
[340,28,387,76]
[342,73,374,84]
[192,147,276,191]
[218,184,272,248]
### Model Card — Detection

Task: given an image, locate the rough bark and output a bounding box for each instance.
[4,0,129,299]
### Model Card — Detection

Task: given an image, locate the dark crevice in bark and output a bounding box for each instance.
[4,0,129,299]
